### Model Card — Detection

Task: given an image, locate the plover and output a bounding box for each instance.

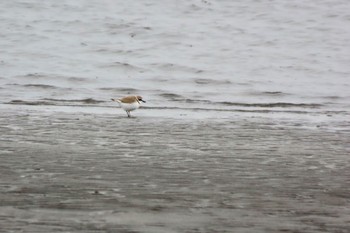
[111,95,146,117]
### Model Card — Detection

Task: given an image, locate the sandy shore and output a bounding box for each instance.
[0,107,349,233]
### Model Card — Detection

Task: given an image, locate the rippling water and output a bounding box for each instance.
[1,1,350,232]
[1,0,349,123]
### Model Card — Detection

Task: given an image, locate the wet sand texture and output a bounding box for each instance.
[1,110,349,233]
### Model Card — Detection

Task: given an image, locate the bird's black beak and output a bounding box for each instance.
[141,100,146,103]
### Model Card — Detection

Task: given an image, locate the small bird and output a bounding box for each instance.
[111,95,146,117]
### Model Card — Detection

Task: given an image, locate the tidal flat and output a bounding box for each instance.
[0,108,349,233]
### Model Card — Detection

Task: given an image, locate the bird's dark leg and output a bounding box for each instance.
[126,111,131,117]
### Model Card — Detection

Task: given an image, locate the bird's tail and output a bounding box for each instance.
[111,98,122,105]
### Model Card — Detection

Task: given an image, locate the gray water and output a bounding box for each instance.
[1,0,350,232]
[1,0,350,118]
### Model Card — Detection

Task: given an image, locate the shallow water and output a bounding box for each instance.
[1,0,350,118]
[1,0,350,232]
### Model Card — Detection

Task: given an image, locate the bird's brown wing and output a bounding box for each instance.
[119,96,137,103]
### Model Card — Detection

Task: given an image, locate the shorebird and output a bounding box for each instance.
[111,95,146,117]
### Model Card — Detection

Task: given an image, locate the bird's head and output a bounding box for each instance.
[137,96,146,103]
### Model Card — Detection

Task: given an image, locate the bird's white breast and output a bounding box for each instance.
[119,101,140,111]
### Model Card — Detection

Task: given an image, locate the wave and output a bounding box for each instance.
[14,74,90,84]
[6,96,322,109]
[23,84,58,89]
[244,90,291,97]
[150,62,205,73]
[156,94,321,108]
[262,91,285,95]
[101,62,147,72]
[99,87,139,93]
[94,48,134,55]
[158,93,184,99]
[7,83,59,89]
[67,77,89,82]
[6,99,346,116]
[141,106,311,114]
[21,73,46,79]
[7,98,105,106]
[218,102,322,108]
[43,98,105,104]
[194,78,231,85]
[7,100,53,106]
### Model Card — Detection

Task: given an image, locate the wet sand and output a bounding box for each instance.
[0,108,349,233]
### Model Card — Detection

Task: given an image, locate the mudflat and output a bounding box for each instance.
[0,108,349,233]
